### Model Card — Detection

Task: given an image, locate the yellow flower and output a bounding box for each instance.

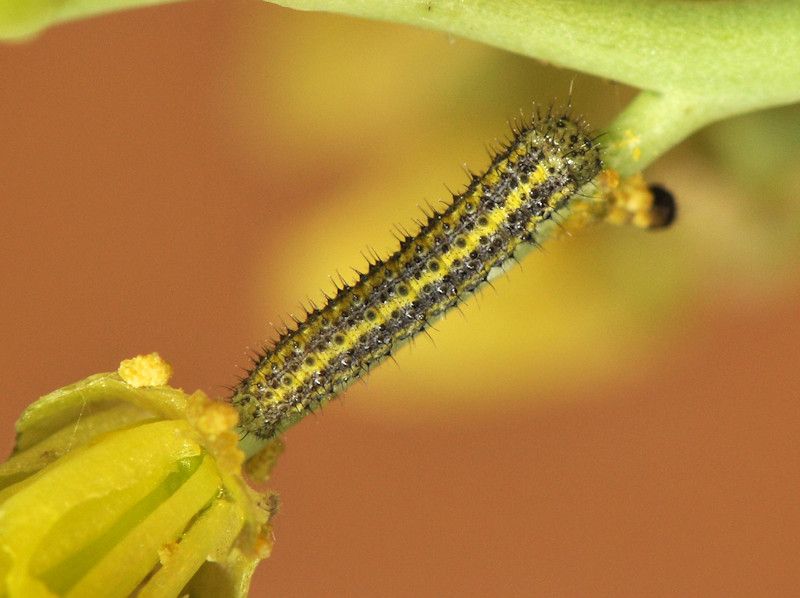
[0,354,277,598]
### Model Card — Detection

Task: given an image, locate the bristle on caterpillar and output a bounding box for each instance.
[232,110,603,440]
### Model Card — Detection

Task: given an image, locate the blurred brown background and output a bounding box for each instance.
[2,1,799,595]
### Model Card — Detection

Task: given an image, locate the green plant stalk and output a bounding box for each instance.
[603,89,743,176]
[270,0,800,101]
[265,0,800,173]
[2,0,798,176]
[8,0,797,101]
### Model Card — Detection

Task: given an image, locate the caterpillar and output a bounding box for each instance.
[232,110,603,441]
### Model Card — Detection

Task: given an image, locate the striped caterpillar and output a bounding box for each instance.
[232,110,603,441]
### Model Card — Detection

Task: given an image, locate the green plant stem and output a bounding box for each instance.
[266,0,800,173]
[2,0,798,175]
[603,90,736,175]
[272,0,800,103]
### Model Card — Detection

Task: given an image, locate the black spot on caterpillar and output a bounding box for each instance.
[232,110,603,440]
[646,184,677,229]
